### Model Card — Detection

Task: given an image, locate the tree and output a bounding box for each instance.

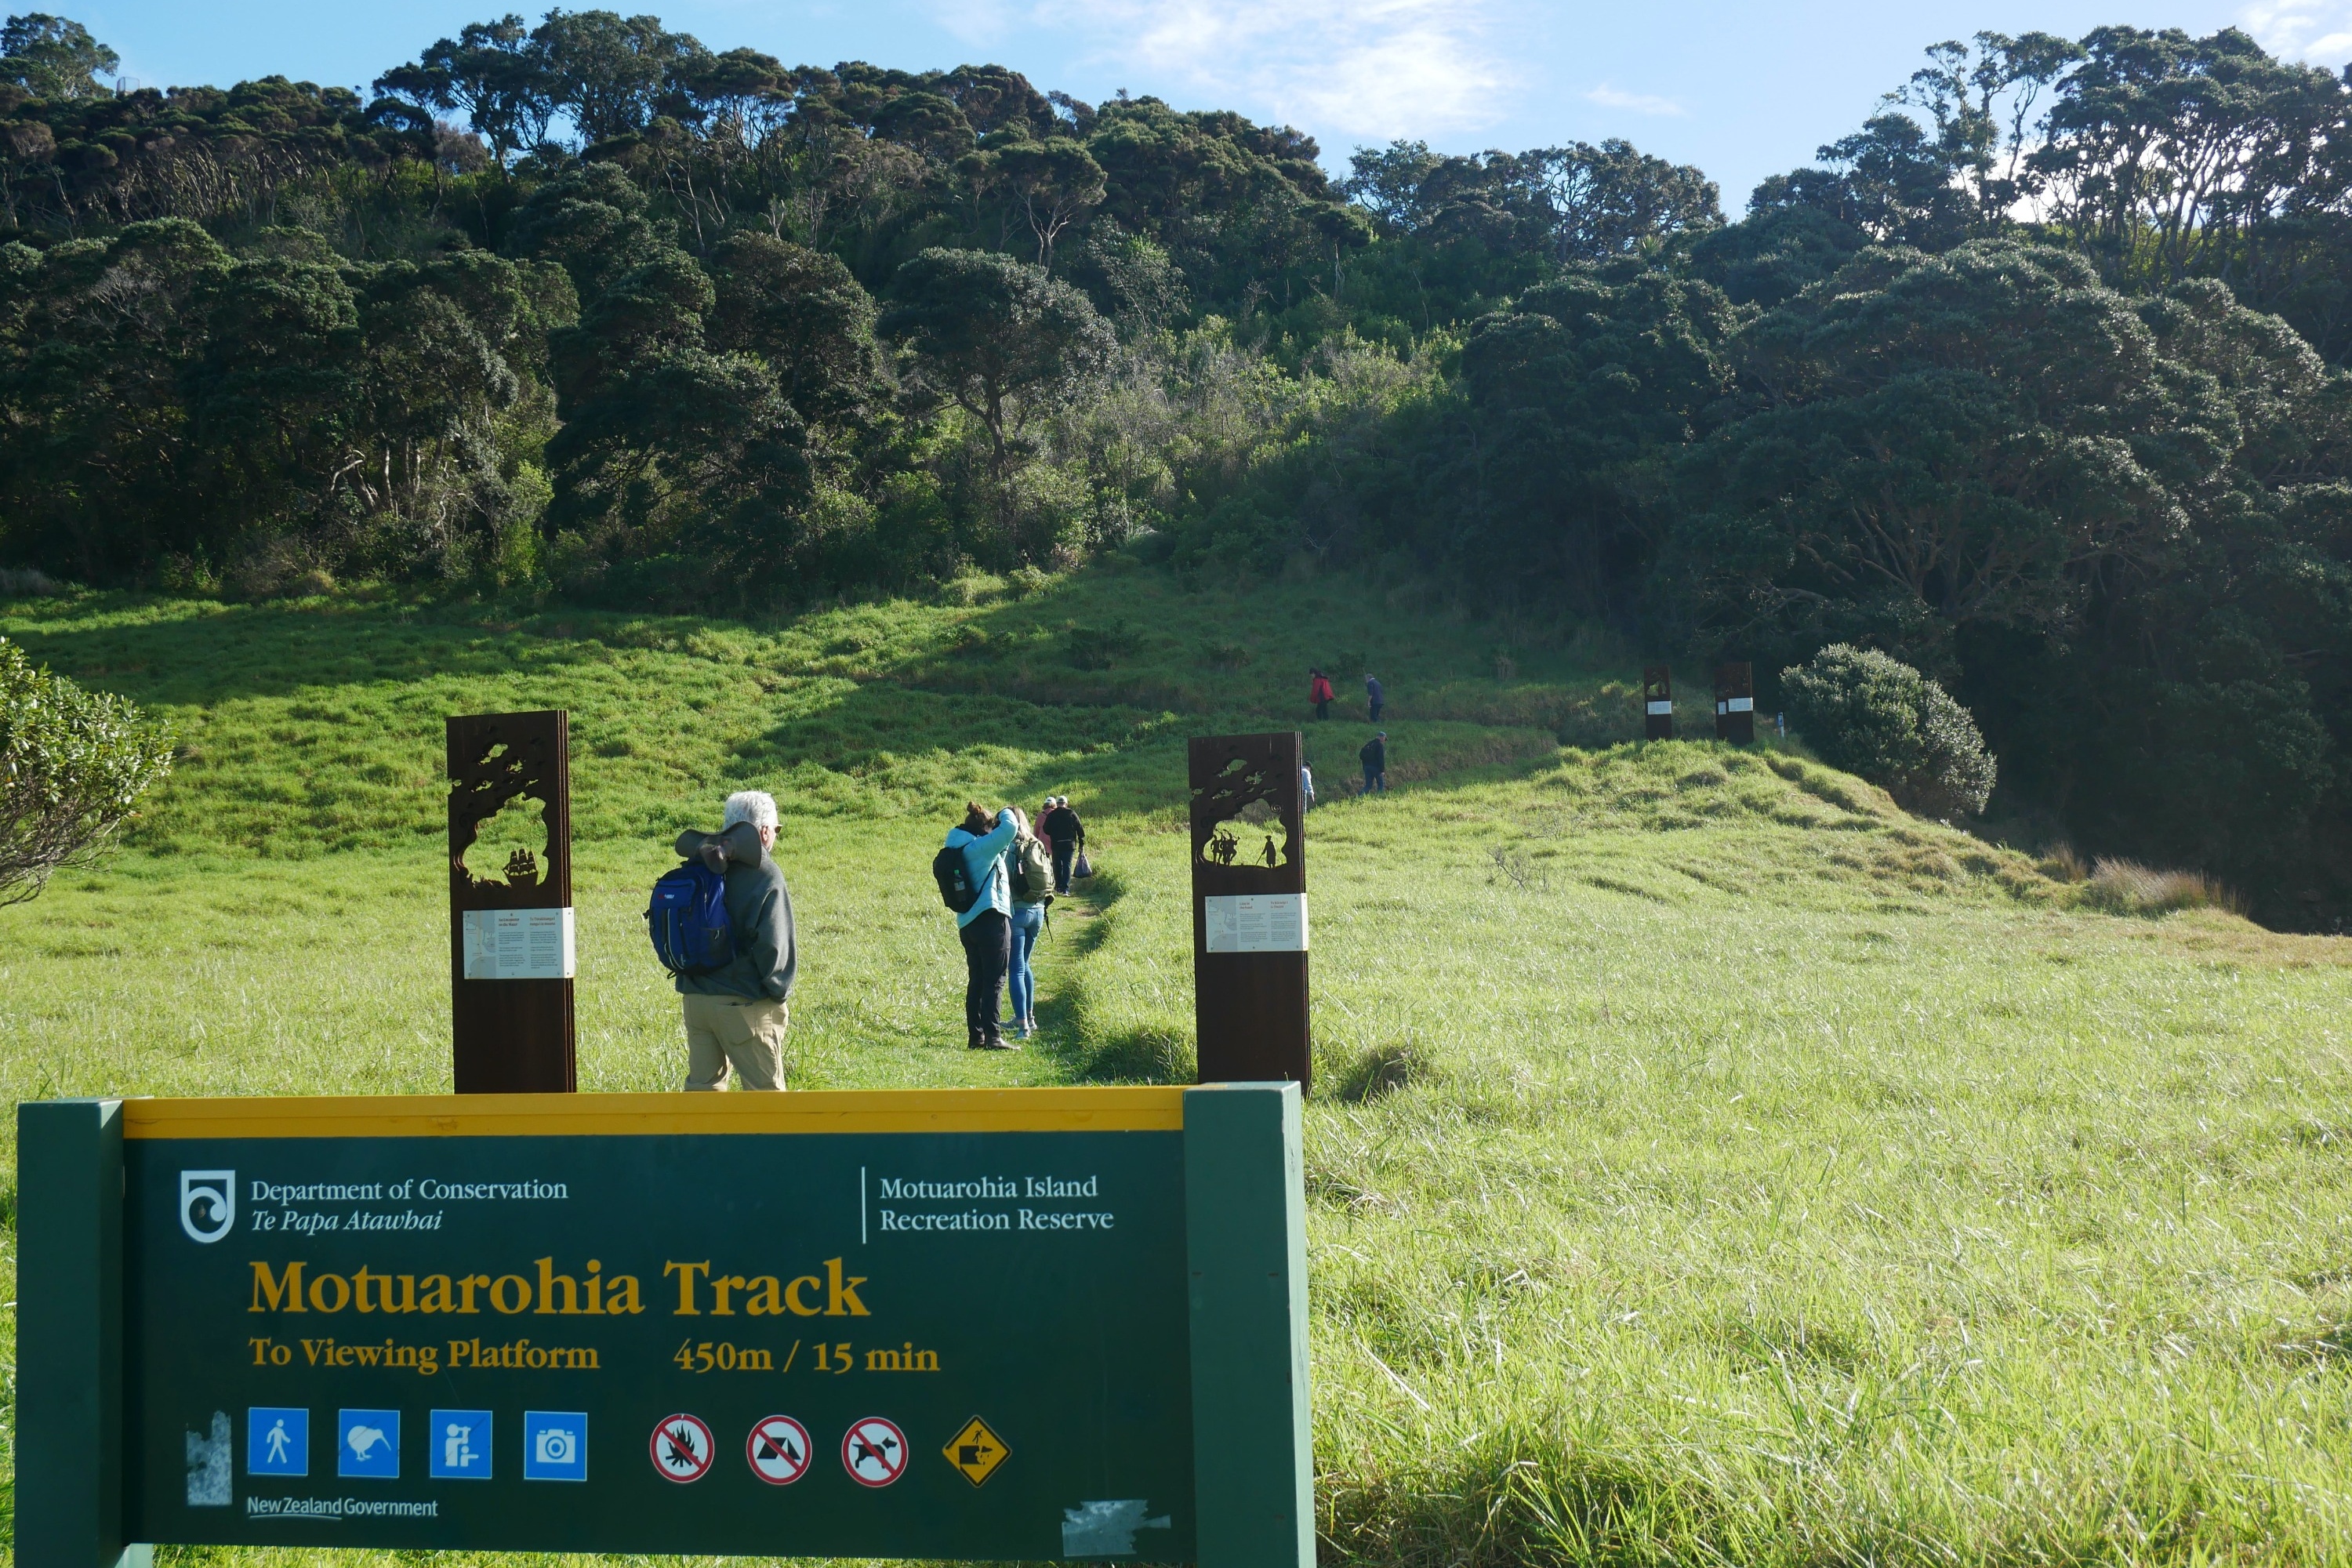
[670,45,789,137]
[1341,139,1717,262]
[0,13,116,101]
[2032,27,2347,288]
[0,220,232,580]
[1,636,173,903]
[1658,239,2347,901]
[991,136,1105,272]
[1439,268,1737,615]
[508,163,810,599]
[1343,140,1442,234]
[376,14,557,169]
[532,9,702,147]
[1671,241,2238,661]
[1530,140,1721,263]
[877,248,1112,471]
[1896,31,2083,229]
[705,232,879,426]
[1748,112,1976,249]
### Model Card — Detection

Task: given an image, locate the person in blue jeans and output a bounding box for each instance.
[1001,808,1054,1036]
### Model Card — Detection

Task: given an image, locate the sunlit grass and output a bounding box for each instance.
[3,568,2349,1565]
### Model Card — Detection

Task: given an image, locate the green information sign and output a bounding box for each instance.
[19,1085,1310,1568]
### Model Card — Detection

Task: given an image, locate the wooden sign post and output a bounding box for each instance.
[446,710,576,1093]
[1189,732,1311,1092]
[1642,666,1675,739]
[1715,662,1755,744]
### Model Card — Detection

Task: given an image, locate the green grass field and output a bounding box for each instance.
[5,564,2350,1566]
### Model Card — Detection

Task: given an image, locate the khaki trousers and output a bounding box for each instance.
[681,992,788,1091]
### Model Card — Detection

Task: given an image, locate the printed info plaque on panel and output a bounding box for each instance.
[124,1093,1195,1560]
[459,908,576,980]
[1201,895,1308,953]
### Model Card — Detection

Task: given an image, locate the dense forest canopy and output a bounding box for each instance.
[0,10,2346,924]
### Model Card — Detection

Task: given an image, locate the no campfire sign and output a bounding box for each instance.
[18,1085,1310,1567]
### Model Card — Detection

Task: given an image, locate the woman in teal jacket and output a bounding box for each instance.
[942,801,1019,1051]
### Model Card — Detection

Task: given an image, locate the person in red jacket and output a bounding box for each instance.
[1308,668,1334,720]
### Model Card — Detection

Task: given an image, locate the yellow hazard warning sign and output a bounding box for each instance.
[942,1416,1008,1486]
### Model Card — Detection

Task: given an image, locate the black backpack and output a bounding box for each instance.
[933,841,980,913]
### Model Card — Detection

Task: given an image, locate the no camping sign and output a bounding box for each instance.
[18,1085,1310,1568]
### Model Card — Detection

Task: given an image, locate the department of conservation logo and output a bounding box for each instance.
[180,1170,234,1243]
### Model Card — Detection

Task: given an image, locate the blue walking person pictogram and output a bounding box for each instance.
[247,1407,308,1477]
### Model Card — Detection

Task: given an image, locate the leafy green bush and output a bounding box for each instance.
[1781,644,1996,819]
[1065,621,1141,670]
[1,637,175,902]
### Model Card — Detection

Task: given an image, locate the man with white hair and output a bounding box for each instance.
[670,789,796,1091]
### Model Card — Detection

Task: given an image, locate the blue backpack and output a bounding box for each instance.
[646,860,734,975]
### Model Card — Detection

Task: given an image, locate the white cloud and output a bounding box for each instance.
[1583,82,1682,117]
[934,0,1020,46]
[981,0,1513,140]
[2244,0,2352,64]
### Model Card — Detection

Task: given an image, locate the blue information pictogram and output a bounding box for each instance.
[246,1407,307,1477]
[523,1411,588,1482]
[430,1410,493,1479]
[338,1409,400,1479]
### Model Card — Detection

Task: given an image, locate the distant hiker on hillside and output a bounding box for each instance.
[1366,673,1385,723]
[666,791,796,1091]
[1004,806,1055,1038]
[1360,731,1388,794]
[938,801,1019,1051]
[1042,795,1087,894]
[1308,668,1334,720]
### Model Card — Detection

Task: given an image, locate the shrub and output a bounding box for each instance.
[2080,858,2244,916]
[1065,621,1140,670]
[0,565,64,597]
[1781,644,1996,819]
[1,637,176,902]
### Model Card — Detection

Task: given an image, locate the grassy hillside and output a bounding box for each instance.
[4,565,2350,1566]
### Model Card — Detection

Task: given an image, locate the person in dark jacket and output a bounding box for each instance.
[1042,795,1087,893]
[1308,668,1334,720]
[1365,673,1385,723]
[673,790,797,1091]
[1359,731,1388,794]
[944,800,1020,1051]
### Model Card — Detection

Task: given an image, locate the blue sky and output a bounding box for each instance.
[73,0,2334,209]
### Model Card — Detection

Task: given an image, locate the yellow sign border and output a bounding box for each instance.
[121,1087,1185,1140]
